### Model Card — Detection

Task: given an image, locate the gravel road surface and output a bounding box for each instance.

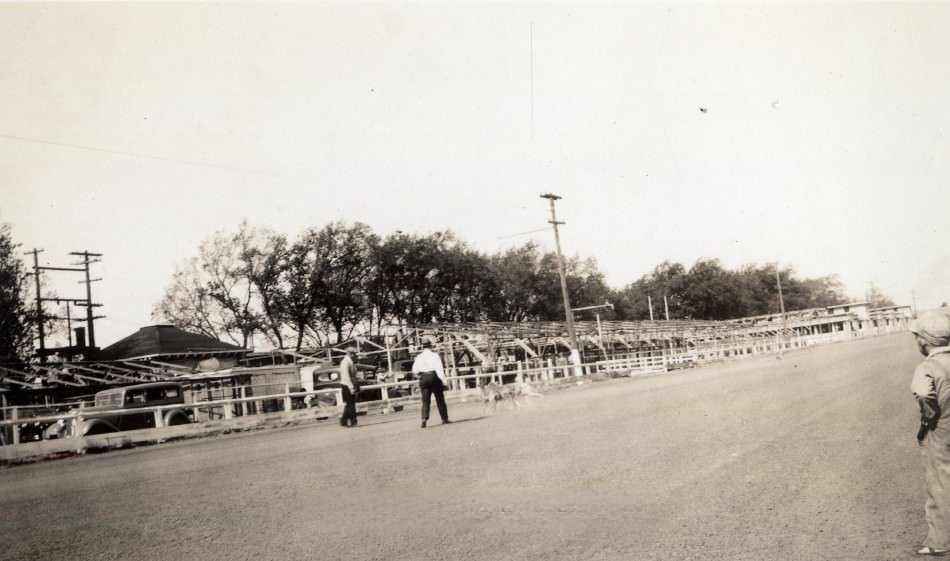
[0,333,928,561]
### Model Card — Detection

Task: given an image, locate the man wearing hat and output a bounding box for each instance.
[338,346,360,428]
[412,339,450,428]
[910,309,950,555]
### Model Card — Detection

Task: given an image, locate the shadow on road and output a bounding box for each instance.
[425,416,489,428]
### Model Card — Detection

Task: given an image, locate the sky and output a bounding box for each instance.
[2,2,949,349]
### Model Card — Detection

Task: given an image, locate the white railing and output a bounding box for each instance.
[0,388,343,448]
[0,360,602,452]
[594,352,697,374]
[1,325,909,457]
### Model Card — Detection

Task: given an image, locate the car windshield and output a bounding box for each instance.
[95,392,122,408]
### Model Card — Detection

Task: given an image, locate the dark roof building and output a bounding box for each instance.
[92,325,249,372]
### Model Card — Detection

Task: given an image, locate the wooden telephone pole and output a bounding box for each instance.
[25,249,104,360]
[70,251,104,349]
[540,193,579,354]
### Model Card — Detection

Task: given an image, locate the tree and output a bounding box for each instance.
[733,263,782,317]
[486,243,613,322]
[616,259,850,321]
[0,224,33,363]
[430,244,496,323]
[154,256,232,342]
[399,231,459,325]
[677,259,743,320]
[282,228,329,349]
[312,221,379,343]
[237,224,288,348]
[364,232,412,333]
[488,242,548,321]
[867,285,896,309]
[154,224,270,348]
[365,231,460,327]
[614,261,688,320]
[561,255,613,319]
[282,222,379,347]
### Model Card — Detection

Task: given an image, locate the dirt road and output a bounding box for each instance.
[0,333,928,560]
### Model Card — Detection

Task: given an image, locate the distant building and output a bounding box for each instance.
[729,301,911,338]
[826,302,871,321]
[91,325,250,372]
[868,305,914,330]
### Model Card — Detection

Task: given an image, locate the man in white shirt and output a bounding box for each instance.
[338,346,360,428]
[412,339,450,428]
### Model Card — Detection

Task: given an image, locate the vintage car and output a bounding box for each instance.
[304,360,413,405]
[82,382,192,435]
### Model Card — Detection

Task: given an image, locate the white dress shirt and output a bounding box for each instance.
[412,349,447,385]
[338,354,358,391]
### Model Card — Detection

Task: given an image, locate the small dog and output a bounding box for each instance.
[479,380,544,415]
[480,381,515,415]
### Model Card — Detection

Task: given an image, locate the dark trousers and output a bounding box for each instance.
[340,386,358,426]
[419,372,448,422]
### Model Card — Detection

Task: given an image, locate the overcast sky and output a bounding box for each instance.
[2,2,949,348]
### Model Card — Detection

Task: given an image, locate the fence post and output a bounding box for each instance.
[516,362,524,384]
[284,383,292,412]
[70,413,82,439]
[240,386,249,417]
[153,407,165,429]
[11,407,18,446]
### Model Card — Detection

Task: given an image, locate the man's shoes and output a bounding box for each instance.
[421,420,427,428]
[918,546,949,556]
[442,419,452,424]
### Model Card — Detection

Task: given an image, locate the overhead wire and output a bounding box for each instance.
[0,132,550,215]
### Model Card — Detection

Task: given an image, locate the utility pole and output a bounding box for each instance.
[776,268,788,337]
[26,248,46,361]
[70,251,104,349]
[540,193,579,355]
[648,295,654,321]
[775,269,786,318]
[27,249,104,360]
[664,294,670,321]
[866,281,878,308]
[64,300,72,346]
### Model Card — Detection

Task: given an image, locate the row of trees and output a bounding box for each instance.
[153,221,613,349]
[614,260,860,321]
[152,221,868,350]
[0,220,893,362]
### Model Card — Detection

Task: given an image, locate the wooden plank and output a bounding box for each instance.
[514,339,539,358]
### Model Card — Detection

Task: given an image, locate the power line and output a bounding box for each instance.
[0,132,304,181]
[0,132,550,215]
[496,227,550,240]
